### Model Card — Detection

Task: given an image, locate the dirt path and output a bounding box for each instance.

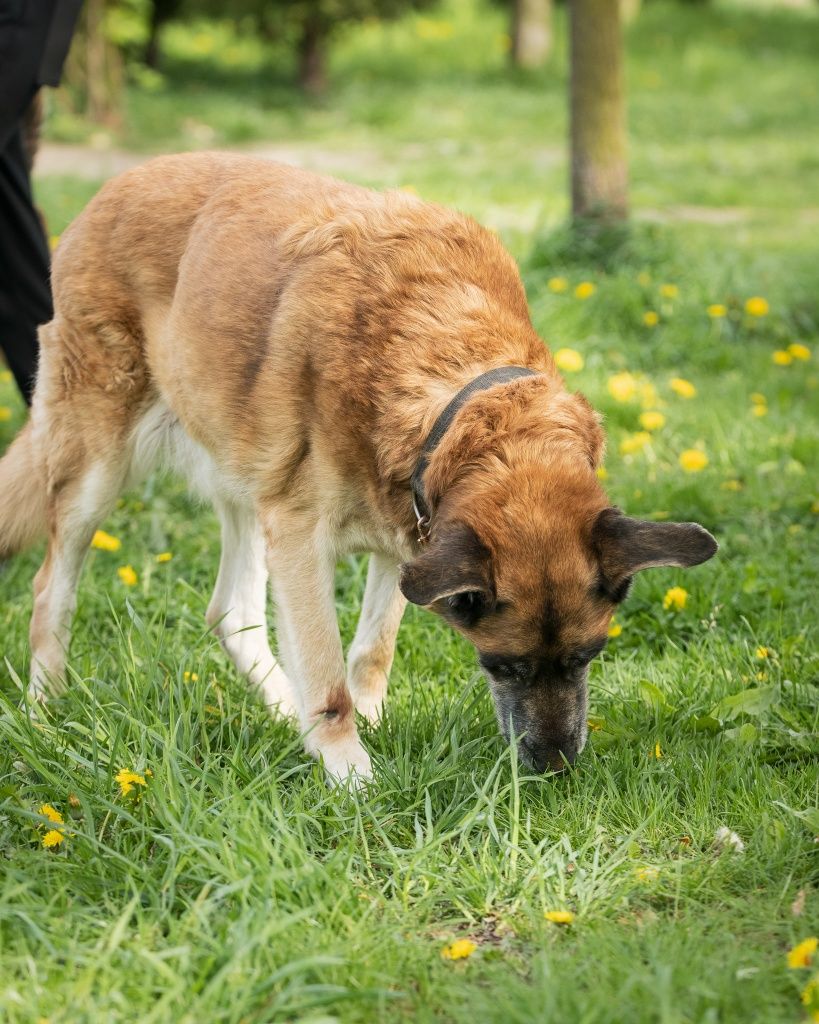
[35,141,819,234]
[35,140,389,181]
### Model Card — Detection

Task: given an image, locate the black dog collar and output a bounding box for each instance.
[410,366,537,542]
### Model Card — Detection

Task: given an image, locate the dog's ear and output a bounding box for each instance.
[593,508,717,599]
[399,522,494,625]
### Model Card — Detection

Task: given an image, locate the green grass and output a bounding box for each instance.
[2,1,819,1021]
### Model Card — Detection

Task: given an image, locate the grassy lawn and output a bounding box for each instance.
[2,1,818,1022]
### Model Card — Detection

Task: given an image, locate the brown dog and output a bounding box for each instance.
[0,153,716,780]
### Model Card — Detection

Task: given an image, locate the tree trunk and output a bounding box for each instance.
[620,0,641,23]
[511,0,552,69]
[145,0,182,69]
[144,4,163,69]
[298,20,327,95]
[569,0,628,222]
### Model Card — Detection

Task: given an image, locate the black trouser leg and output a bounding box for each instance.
[0,124,52,406]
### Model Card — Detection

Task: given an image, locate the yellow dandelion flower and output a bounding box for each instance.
[608,621,622,638]
[772,350,792,366]
[788,343,811,361]
[721,479,743,491]
[750,393,766,404]
[91,530,121,552]
[663,586,688,611]
[669,377,696,399]
[42,829,65,849]
[441,938,477,960]
[39,804,64,825]
[156,551,173,563]
[707,304,727,318]
[0,406,12,422]
[608,371,638,403]
[679,449,708,473]
[0,369,12,383]
[117,565,138,586]
[660,284,679,299]
[554,348,584,373]
[183,671,199,682]
[620,431,652,456]
[751,403,768,417]
[745,296,769,317]
[638,411,665,431]
[115,768,149,798]
[788,936,818,969]
[596,466,608,481]
[652,742,663,758]
[755,646,770,659]
[574,281,596,300]
[802,975,819,1014]
[49,235,60,251]
[548,276,569,293]
[544,910,575,924]
[635,866,660,882]
[643,311,659,327]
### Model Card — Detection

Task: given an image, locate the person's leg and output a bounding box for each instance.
[0,125,52,405]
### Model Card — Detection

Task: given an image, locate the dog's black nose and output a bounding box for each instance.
[522,738,578,773]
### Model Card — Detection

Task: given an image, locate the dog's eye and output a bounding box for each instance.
[480,657,532,684]
[561,642,607,673]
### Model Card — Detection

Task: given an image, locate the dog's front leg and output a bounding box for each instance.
[347,553,406,724]
[265,514,372,782]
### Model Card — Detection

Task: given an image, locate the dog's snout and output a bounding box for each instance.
[521,737,578,774]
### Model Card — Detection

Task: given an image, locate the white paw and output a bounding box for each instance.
[318,738,373,785]
[27,664,57,704]
[254,664,299,719]
[25,683,49,707]
[354,692,384,726]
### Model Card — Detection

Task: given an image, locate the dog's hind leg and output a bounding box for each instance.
[206,498,297,717]
[347,554,406,724]
[29,454,129,700]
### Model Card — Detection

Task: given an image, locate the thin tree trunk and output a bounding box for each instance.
[298,20,327,94]
[511,0,552,69]
[145,0,182,69]
[621,0,641,23]
[569,0,628,222]
[85,0,107,123]
[145,7,163,69]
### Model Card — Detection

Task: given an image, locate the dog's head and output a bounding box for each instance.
[399,452,716,773]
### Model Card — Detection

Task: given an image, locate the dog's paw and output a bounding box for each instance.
[256,664,300,720]
[27,665,58,705]
[354,691,384,726]
[348,665,388,726]
[320,738,373,786]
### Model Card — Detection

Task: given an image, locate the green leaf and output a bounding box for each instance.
[724,723,758,744]
[691,715,722,734]
[711,686,778,722]
[639,681,671,712]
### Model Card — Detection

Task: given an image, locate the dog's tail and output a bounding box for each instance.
[0,419,47,560]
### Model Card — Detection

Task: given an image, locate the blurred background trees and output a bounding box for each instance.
[510,0,553,68]
[569,0,628,223]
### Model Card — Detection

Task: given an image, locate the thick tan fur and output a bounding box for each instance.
[0,153,715,779]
